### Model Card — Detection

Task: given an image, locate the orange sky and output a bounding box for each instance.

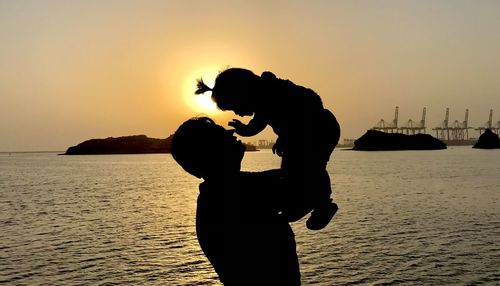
[1,0,500,151]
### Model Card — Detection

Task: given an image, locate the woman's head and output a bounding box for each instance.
[171,117,245,179]
[196,68,260,116]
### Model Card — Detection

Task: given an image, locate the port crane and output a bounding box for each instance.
[400,107,426,135]
[433,108,451,140]
[433,108,472,141]
[372,106,399,133]
[475,109,499,135]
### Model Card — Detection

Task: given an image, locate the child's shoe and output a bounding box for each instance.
[306,200,338,230]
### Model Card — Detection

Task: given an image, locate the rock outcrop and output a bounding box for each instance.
[473,129,500,149]
[353,130,447,151]
[65,134,258,155]
[65,135,173,155]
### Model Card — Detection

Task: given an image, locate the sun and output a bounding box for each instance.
[194,91,217,111]
[183,66,221,115]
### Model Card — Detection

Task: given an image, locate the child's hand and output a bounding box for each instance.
[272,138,284,157]
[228,117,267,137]
[228,119,248,135]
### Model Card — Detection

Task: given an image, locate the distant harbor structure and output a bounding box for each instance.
[339,138,355,148]
[370,107,499,145]
[475,109,500,135]
[400,107,426,135]
[246,139,275,149]
[372,106,400,133]
[251,107,499,149]
[372,106,427,135]
[432,108,473,141]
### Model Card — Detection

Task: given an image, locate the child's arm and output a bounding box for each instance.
[228,114,267,137]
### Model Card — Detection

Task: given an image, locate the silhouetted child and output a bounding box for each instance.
[196,68,340,230]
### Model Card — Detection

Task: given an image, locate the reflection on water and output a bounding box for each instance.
[1,148,499,285]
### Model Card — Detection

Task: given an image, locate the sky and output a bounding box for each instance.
[1,0,500,151]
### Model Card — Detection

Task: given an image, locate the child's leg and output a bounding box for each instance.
[280,156,316,222]
[279,131,334,222]
[305,170,338,230]
[280,151,333,223]
[279,108,340,224]
[305,109,340,229]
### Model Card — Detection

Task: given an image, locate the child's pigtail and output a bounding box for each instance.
[195,78,213,95]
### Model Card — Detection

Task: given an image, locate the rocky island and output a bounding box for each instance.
[473,129,500,149]
[64,134,257,155]
[353,130,447,151]
[65,135,173,155]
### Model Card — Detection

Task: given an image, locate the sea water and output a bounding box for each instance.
[1,147,499,285]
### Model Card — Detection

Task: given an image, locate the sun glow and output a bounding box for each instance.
[183,67,221,115]
[194,91,217,111]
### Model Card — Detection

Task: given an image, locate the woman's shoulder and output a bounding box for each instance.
[239,170,284,196]
[240,169,282,181]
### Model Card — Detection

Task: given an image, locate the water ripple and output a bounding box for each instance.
[1,150,499,285]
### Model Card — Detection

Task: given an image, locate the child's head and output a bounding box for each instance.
[196,68,260,116]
